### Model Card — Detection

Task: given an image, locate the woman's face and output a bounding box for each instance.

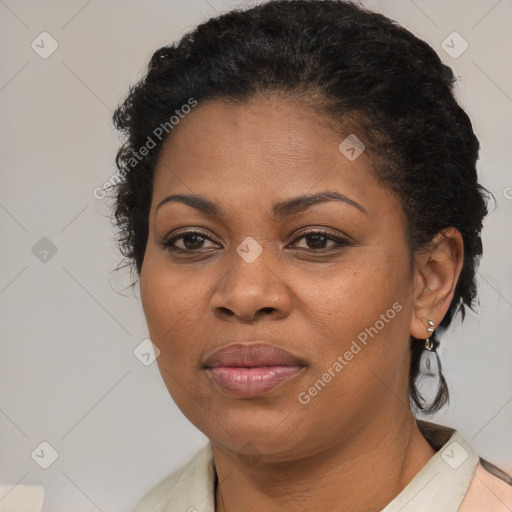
[140,95,419,460]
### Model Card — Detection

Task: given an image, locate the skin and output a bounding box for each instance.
[139,94,464,511]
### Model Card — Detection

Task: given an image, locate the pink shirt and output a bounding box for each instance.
[460,462,512,511]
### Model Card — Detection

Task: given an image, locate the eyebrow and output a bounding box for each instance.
[155,190,367,219]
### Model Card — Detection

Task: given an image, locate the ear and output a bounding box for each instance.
[410,227,464,340]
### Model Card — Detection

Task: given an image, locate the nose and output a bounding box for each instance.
[210,247,292,322]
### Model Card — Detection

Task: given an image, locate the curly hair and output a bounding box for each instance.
[111,0,490,414]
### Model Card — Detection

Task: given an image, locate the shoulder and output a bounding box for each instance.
[416,420,512,512]
[132,442,215,512]
[459,458,512,512]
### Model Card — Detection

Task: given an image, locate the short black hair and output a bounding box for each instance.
[111,0,490,414]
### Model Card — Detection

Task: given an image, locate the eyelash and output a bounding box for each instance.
[159,229,351,254]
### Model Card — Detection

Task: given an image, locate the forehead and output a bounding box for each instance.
[155,96,369,184]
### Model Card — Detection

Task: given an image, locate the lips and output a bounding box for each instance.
[204,343,306,368]
[204,343,306,398]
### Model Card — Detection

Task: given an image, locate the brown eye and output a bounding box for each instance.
[290,230,350,251]
[160,230,218,252]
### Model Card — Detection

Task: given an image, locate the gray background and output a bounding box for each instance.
[0,0,510,510]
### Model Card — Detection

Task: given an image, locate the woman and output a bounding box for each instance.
[111,1,512,510]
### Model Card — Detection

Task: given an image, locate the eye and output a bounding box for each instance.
[159,228,351,254]
[289,229,350,251]
[159,230,219,252]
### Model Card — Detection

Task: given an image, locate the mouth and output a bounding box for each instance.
[203,342,306,398]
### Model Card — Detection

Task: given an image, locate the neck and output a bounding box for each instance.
[213,413,436,512]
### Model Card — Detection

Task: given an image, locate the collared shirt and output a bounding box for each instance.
[132,420,512,512]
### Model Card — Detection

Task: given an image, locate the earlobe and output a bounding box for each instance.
[410,227,464,340]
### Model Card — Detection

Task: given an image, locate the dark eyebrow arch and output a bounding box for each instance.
[155,190,367,219]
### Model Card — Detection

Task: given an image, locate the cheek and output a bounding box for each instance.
[304,257,407,339]
[299,249,412,391]
[140,260,210,407]
[140,253,207,356]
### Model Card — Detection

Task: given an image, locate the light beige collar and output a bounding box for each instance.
[133,420,480,512]
[381,420,479,512]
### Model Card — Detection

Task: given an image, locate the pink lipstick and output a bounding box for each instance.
[204,343,306,398]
